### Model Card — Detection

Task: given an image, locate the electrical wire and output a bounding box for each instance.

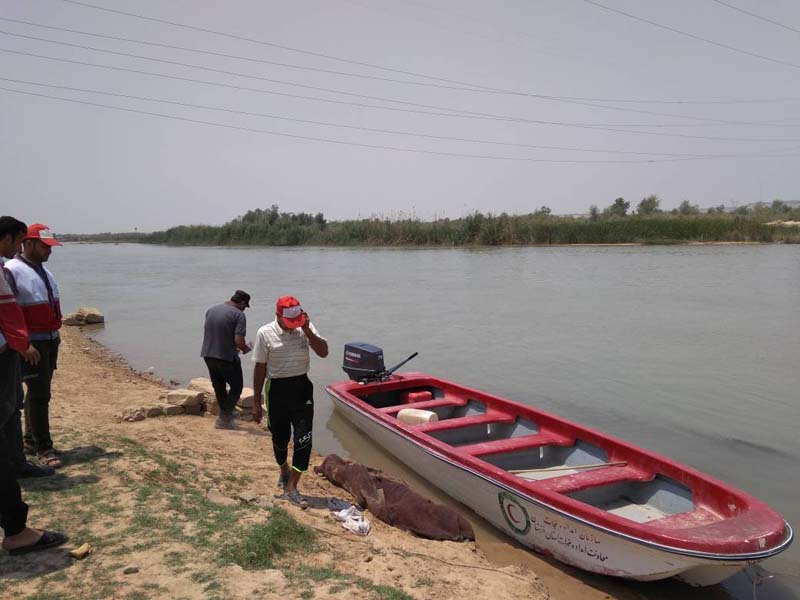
[6,15,798,106]
[4,85,800,163]
[0,76,748,158]
[55,0,800,102]
[707,0,800,35]
[1,27,784,126]
[5,46,800,143]
[579,0,800,70]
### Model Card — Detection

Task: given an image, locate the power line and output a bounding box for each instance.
[4,85,800,163]
[55,0,523,88]
[0,85,666,163]
[6,47,800,143]
[0,17,480,93]
[579,0,800,70]
[6,17,799,108]
[0,26,780,126]
[707,0,800,35]
[0,76,739,158]
[54,0,800,104]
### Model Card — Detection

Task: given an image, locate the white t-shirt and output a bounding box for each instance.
[251,319,326,379]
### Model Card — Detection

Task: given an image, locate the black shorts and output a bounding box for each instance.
[267,374,314,471]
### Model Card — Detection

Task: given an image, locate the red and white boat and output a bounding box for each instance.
[326,366,793,586]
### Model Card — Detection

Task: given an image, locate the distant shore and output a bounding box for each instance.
[62,208,800,247]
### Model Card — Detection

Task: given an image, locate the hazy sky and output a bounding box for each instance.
[2,0,800,233]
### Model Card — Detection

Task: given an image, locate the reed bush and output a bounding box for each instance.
[62,207,796,246]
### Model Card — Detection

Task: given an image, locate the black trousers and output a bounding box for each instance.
[203,356,243,413]
[267,374,314,472]
[22,337,60,453]
[0,349,29,537]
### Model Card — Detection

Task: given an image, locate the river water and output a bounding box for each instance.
[51,243,799,598]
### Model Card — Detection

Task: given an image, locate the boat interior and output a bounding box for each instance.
[351,380,737,529]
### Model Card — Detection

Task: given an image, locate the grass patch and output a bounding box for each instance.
[287,566,412,600]
[293,566,348,582]
[190,570,216,584]
[219,507,316,570]
[354,579,415,600]
[164,550,188,569]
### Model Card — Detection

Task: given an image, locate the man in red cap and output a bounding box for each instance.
[4,224,64,469]
[252,296,328,509]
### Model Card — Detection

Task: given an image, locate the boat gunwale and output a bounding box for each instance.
[326,377,793,561]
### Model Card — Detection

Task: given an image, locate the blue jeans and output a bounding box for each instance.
[203,356,243,414]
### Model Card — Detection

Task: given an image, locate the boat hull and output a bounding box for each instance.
[328,389,785,586]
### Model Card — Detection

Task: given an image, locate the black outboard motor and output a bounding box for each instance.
[342,342,418,383]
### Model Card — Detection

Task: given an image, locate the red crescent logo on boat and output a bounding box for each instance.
[498,492,530,535]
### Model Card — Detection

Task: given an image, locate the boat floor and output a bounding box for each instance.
[602,497,672,523]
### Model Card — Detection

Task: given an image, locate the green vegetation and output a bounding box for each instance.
[218,507,317,570]
[62,199,800,246]
[9,428,416,600]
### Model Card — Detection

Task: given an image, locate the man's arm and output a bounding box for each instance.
[235,312,250,354]
[302,317,328,358]
[252,362,267,423]
[234,335,251,354]
[0,266,37,363]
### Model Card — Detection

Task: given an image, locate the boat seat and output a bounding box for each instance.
[528,465,652,495]
[461,430,575,457]
[415,412,513,433]
[378,397,466,415]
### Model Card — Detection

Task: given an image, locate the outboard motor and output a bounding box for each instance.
[342,342,418,383]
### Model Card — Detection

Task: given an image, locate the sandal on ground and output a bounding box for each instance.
[277,471,289,489]
[7,531,68,556]
[285,490,309,510]
[16,461,55,479]
[37,450,63,469]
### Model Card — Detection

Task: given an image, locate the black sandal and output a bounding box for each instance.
[7,531,68,556]
[285,490,309,510]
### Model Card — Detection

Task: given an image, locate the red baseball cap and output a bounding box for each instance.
[276,296,307,329]
[25,223,62,247]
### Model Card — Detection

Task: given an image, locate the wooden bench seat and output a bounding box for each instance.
[527,465,652,495]
[378,397,466,415]
[460,430,575,457]
[414,412,512,433]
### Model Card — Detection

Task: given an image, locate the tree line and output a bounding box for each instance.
[63,199,800,246]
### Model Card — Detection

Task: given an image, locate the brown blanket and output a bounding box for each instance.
[314,454,475,542]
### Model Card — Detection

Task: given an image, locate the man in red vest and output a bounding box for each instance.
[0,215,67,554]
[5,223,64,469]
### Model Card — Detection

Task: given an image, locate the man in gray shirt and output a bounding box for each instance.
[201,290,251,429]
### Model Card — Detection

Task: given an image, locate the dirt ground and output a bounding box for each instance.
[0,327,551,600]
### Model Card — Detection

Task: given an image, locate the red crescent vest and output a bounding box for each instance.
[4,256,62,334]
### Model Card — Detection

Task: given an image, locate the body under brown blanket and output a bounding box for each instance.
[314,454,475,542]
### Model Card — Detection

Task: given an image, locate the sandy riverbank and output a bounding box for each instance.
[0,327,551,600]
[2,328,768,600]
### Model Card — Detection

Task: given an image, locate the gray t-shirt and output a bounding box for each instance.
[201,303,246,362]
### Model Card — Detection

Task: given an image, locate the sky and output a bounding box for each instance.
[2,0,800,233]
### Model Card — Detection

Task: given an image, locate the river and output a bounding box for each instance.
[52,243,799,598]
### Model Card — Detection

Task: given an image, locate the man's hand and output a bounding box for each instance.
[301,313,329,358]
[253,394,263,424]
[21,344,40,366]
